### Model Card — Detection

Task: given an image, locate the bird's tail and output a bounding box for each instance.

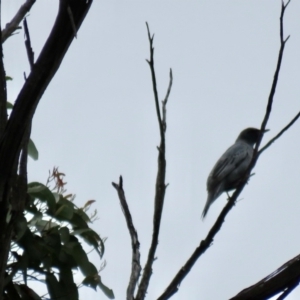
[201,193,214,219]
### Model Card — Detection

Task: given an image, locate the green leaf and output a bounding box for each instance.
[70,211,89,229]
[5,76,13,81]
[6,101,13,109]
[43,227,61,254]
[82,272,115,299]
[98,280,115,299]
[82,275,98,290]
[27,182,56,214]
[55,197,75,220]
[28,138,39,160]
[28,211,43,226]
[13,215,28,241]
[76,208,91,222]
[59,247,77,267]
[59,266,78,300]
[59,227,70,244]
[64,237,97,277]
[46,273,66,300]
[80,229,104,258]
[33,219,60,232]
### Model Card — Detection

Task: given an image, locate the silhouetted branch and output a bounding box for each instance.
[136,23,172,300]
[157,2,291,299]
[255,0,290,153]
[276,280,299,300]
[230,253,300,300]
[145,22,163,138]
[157,183,245,300]
[112,176,141,300]
[2,0,36,43]
[258,111,300,155]
[162,69,173,131]
[0,0,93,192]
[0,20,7,137]
[23,18,34,70]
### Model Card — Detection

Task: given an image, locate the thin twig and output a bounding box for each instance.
[112,176,141,300]
[23,18,34,70]
[255,0,290,152]
[145,22,163,138]
[157,2,291,299]
[258,111,300,155]
[2,0,36,43]
[162,69,173,132]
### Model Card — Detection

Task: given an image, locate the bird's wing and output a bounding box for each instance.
[207,143,250,188]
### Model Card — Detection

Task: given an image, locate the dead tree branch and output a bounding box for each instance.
[0,0,93,194]
[112,176,141,300]
[230,253,300,300]
[23,18,34,70]
[162,69,173,132]
[253,0,290,162]
[0,19,7,138]
[258,111,300,155]
[157,2,291,299]
[2,0,36,43]
[135,23,172,300]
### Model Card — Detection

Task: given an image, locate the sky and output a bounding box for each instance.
[2,1,300,299]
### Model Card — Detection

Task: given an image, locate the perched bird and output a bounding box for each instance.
[202,127,267,219]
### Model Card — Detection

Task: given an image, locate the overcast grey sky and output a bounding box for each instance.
[3,1,300,299]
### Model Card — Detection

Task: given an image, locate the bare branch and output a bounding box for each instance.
[2,0,36,43]
[257,0,290,145]
[157,183,246,300]
[230,253,300,300]
[112,176,141,300]
[0,18,7,137]
[157,2,291,299]
[23,18,34,70]
[136,23,172,300]
[0,0,93,193]
[258,111,300,155]
[162,69,173,132]
[145,22,163,138]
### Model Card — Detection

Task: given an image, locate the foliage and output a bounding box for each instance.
[4,168,114,300]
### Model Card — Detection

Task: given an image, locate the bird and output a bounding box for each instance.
[202,127,267,219]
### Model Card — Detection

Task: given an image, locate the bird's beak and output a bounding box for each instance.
[262,129,269,133]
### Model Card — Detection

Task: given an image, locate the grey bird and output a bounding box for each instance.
[202,127,267,219]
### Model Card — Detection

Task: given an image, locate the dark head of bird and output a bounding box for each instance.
[236,128,268,146]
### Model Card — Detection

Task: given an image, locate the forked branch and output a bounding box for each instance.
[2,0,36,43]
[112,176,141,300]
[135,23,173,300]
[157,1,294,299]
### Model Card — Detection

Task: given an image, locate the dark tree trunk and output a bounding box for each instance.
[0,1,93,299]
